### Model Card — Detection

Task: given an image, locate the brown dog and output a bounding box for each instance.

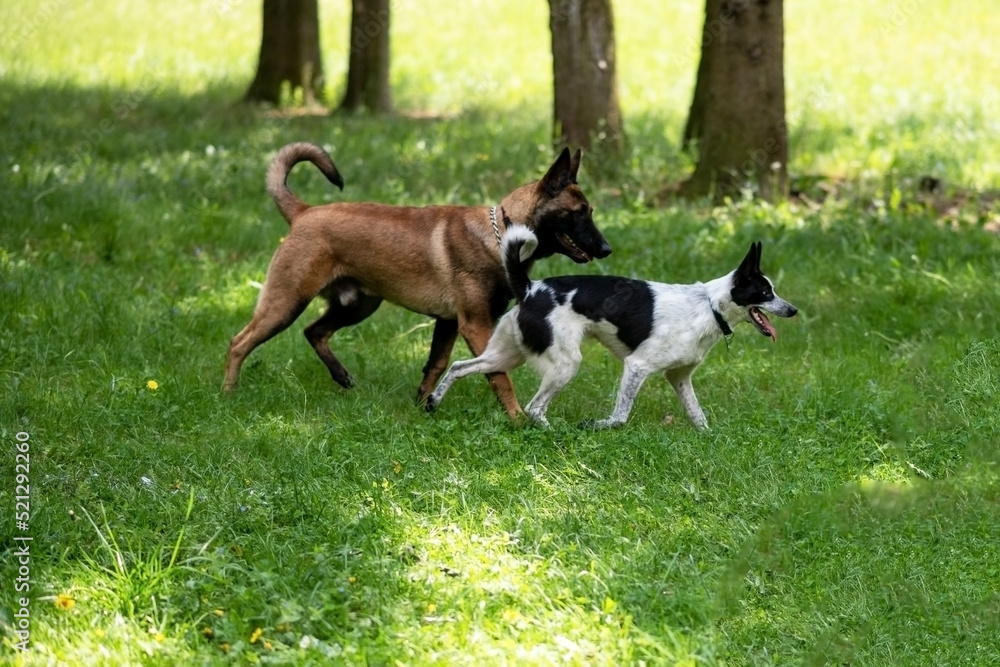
[223,142,611,417]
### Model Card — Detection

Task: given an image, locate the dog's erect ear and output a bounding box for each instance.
[736,242,761,278]
[569,149,582,184]
[540,147,575,197]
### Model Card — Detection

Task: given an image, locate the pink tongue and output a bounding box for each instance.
[755,309,777,342]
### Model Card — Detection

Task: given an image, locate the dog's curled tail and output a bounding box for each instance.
[502,225,539,303]
[266,142,345,224]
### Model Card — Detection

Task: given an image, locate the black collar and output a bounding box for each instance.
[712,308,733,337]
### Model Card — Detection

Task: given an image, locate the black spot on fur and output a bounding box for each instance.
[518,288,557,354]
[549,276,655,351]
[730,272,774,307]
[489,281,513,321]
[731,241,774,306]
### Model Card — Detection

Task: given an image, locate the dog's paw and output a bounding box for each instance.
[524,410,551,428]
[509,410,530,427]
[331,371,355,389]
[583,418,623,430]
[424,395,440,413]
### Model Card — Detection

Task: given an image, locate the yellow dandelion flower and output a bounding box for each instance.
[278,236,286,244]
[502,609,521,623]
[54,593,75,611]
[201,626,214,639]
[249,627,263,644]
[392,460,403,474]
[213,609,225,617]
[263,641,274,650]
[220,642,231,653]
[147,380,159,390]
[94,628,106,639]
[154,632,165,642]
[348,575,356,584]
[426,603,437,614]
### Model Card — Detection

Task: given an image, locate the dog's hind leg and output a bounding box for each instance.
[224,300,310,392]
[666,366,707,430]
[225,246,338,393]
[589,358,652,429]
[304,291,383,388]
[416,318,459,404]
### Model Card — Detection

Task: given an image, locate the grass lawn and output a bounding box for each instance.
[2,0,999,664]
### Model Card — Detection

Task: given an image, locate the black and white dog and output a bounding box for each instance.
[426,227,798,429]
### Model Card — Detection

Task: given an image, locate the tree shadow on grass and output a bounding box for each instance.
[716,440,1000,665]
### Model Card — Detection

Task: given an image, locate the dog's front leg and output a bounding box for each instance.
[524,347,583,426]
[666,366,708,430]
[458,317,523,419]
[428,315,527,415]
[590,359,651,429]
[416,318,459,404]
[424,358,481,412]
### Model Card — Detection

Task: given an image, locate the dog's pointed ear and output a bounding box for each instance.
[569,148,582,184]
[753,241,763,271]
[540,147,574,197]
[736,242,759,278]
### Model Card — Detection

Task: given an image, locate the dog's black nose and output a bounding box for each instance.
[595,242,612,259]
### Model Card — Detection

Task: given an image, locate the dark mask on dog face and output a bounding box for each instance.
[530,149,612,263]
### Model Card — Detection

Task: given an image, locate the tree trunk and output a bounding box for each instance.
[339,0,392,113]
[680,0,787,201]
[681,18,712,152]
[549,0,623,154]
[245,0,324,106]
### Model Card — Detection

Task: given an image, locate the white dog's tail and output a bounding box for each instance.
[501,225,539,303]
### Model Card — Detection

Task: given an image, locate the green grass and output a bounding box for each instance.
[2,0,1000,664]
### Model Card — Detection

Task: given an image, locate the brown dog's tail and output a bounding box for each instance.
[266,142,345,224]
[501,225,539,303]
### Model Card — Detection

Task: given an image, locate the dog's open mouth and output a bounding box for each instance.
[749,307,777,342]
[557,232,592,263]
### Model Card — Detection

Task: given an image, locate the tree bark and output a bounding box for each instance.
[245,0,324,106]
[680,0,788,201]
[339,0,392,113]
[681,17,713,152]
[549,0,623,154]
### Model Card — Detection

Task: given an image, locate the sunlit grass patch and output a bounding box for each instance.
[382,518,696,664]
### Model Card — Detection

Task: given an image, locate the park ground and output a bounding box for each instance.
[1,1,999,664]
